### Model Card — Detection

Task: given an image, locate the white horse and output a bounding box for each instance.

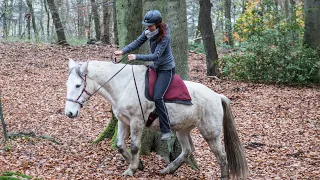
[64,59,248,179]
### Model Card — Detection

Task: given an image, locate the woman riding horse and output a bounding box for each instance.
[114,10,175,141]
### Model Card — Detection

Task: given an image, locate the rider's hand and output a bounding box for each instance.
[128,54,136,61]
[114,50,123,56]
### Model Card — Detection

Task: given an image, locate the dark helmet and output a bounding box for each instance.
[142,10,162,26]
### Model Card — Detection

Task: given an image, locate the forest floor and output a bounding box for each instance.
[0,42,319,179]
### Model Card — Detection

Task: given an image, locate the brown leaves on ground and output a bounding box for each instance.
[0,42,319,179]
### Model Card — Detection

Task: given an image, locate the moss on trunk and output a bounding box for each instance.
[93,110,117,144]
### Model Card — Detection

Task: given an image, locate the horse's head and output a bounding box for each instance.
[65,59,92,118]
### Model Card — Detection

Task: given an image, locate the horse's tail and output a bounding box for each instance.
[221,97,248,179]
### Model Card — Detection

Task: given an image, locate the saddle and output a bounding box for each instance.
[145,66,192,126]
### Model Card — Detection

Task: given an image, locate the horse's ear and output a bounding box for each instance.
[68,59,77,69]
[80,62,89,74]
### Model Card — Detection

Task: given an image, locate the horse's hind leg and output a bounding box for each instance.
[199,127,228,179]
[160,128,193,174]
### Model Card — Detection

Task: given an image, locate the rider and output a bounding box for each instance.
[114,10,175,141]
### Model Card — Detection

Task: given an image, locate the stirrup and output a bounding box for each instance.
[146,109,158,127]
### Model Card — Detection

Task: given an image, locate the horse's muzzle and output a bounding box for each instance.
[66,111,78,118]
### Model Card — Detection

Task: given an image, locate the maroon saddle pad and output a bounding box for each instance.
[145,66,192,105]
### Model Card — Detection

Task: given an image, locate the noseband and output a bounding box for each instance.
[66,59,129,108]
[66,66,92,108]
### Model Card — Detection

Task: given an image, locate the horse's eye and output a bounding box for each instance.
[76,84,81,88]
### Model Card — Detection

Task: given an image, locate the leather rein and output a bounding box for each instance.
[66,56,146,123]
[66,56,129,108]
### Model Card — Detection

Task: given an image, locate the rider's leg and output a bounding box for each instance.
[153,68,175,140]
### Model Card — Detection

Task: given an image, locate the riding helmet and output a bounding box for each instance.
[142,10,162,26]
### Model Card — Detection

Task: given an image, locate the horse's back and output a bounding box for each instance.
[184,81,225,103]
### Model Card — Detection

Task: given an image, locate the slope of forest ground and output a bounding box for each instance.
[0,42,319,179]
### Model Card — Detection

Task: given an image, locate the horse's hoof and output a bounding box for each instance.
[138,160,144,171]
[123,168,134,176]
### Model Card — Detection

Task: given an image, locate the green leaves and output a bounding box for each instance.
[220,30,320,84]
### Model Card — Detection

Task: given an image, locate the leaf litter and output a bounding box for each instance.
[0,42,319,179]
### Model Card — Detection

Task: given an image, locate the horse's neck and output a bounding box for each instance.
[88,61,146,106]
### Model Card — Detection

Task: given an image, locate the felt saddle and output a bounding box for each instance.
[145,66,192,104]
[145,66,192,126]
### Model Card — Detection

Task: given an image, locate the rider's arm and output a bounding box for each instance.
[135,33,170,62]
[121,30,148,54]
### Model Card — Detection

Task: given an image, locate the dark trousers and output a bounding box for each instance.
[153,67,175,134]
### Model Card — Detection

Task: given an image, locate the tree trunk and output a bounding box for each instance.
[116,0,143,55]
[47,0,68,45]
[199,0,219,76]
[304,0,320,50]
[18,0,23,36]
[86,1,91,40]
[87,11,92,40]
[7,0,14,36]
[39,0,45,40]
[0,95,8,142]
[289,0,298,41]
[164,0,189,79]
[101,0,110,44]
[187,0,198,40]
[90,0,101,41]
[224,0,233,46]
[43,0,50,40]
[112,1,118,45]
[285,0,289,23]
[27,12,31,40]
[77,0,85,38]
[26,0,39,41]
[2,0,8,38]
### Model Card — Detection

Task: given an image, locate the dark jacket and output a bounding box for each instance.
[121,24,175,70]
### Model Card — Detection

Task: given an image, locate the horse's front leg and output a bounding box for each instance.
[123,120,144,176]
[116,120,132,163]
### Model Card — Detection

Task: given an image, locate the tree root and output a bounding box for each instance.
[7,132,60,144]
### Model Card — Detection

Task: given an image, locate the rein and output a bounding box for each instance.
[131,66,146,123]
[66,56,146,124]
[66,56,128,108]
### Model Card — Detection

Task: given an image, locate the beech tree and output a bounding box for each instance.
[304,0,320,51]
[26,0,39,40]
[199,0,219,76]
[0,95,8,142]
[91,0,101,41]
[47,0,68,44]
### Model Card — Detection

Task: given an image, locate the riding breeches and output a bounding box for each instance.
[153,67,175,134]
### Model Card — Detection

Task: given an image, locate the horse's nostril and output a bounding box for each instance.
[67,112,73,118]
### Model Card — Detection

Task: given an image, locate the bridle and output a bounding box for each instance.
[66,56,128,108]
[66,66,92,108]
[66,57,146,123]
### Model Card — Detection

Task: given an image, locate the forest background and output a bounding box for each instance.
[0,0,319,179]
